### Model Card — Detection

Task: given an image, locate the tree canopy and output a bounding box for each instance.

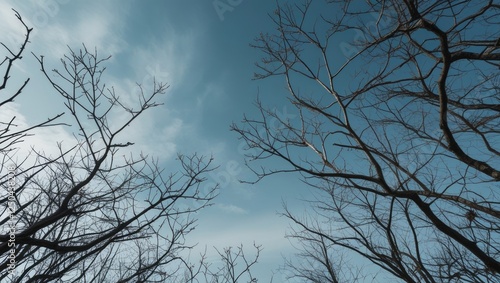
[234,0,500,282]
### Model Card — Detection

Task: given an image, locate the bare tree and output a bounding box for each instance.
[0,11,216,282]
[198,244,261,283]
[233,0,500,282]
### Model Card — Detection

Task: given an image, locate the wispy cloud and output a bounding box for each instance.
[0,4,27,43]
[217,203,248,214]
[125,28,197,92]
[0,103,74,164]
[109,106,183,161]
[3,0,129,59]
[0,0,203,164]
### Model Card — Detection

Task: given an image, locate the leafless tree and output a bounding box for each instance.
[198,244,261,283]
[0,11,216,282]
[233,0,500,282]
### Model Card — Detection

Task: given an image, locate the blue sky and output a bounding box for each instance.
[6,1,497,282]
[0,0,320,280]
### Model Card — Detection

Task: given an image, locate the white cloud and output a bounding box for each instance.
[0,102,73,161]
[72,10,128,57]
[101,83,183,162]
[101,46,199,162]
[0,4,28,47]
[2,0,129,60]
[217,203,248,214]
[126,29,197,92]
[0,0,199,165]
[126,114,183,161]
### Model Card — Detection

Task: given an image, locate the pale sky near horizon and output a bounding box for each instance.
[0,1,321,281]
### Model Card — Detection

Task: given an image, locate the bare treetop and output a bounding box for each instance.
[235,0,500,282]
[0,11,217,282]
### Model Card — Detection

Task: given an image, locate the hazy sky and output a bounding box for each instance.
[0,0,323,280]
